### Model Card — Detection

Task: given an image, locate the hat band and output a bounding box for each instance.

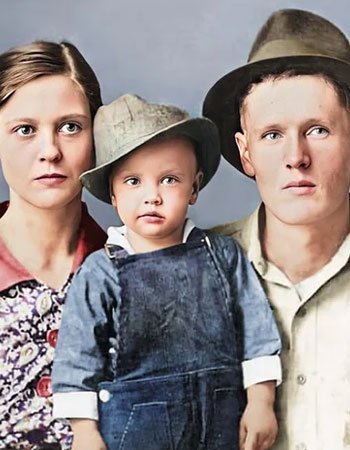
[249,39,348,63]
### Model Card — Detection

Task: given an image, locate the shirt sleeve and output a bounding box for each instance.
[52,250,120,420]
[211,234,282,387]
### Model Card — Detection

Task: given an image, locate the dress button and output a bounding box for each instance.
[296,374,307,385]
[36,375,52,397]
[99,389,111,403]
[46,329,59,348]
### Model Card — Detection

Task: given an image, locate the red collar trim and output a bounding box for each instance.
[0,202,106,291]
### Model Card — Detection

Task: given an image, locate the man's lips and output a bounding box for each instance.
[283,180,316,195]
[283,180,315,189]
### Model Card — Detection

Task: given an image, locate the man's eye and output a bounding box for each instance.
[15,125,34,136]
[263,131,281,141]
[125,178,140,186]
[60,123,81,134]
[162,177,177,185]
[307,127,329,138]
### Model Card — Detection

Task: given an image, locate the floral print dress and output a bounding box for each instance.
[0,202,106,449]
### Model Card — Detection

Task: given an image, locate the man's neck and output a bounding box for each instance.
[262,204,350,284]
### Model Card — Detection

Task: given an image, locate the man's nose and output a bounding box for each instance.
[284,135,311,170]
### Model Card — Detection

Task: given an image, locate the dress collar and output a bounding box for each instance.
[0,202,106,292]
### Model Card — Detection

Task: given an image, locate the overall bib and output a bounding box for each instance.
[98,229,245,450]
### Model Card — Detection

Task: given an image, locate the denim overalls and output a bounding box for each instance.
[98,229,245,450]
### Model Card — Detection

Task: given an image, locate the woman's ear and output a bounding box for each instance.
[235,131,256,177]
[189,171,203,205]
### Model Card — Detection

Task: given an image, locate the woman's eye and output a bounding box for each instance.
[307,127,329,137]
[125,178,140,186]
[162,176,177,185]
[60,122,81,134]
[263,131,281,141]
[15,125,34,136]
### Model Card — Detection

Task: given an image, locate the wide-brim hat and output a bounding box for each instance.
[203,8,350,173]
[81,94,220,203]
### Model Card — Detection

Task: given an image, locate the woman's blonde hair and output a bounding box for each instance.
[0,40,102,117]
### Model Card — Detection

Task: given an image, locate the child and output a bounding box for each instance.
[52,94,281,450]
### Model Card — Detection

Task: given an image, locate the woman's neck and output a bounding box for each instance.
[0,196,83,289]
[262,203,350,284]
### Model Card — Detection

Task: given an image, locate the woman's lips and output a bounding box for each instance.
[35,173,67,187]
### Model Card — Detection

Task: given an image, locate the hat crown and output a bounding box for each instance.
[249,9,350,63]
[94,94,189,166]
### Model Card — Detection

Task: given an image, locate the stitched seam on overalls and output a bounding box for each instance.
[119,403,174,450]
[105,245,127,378]
[119,409,135,450]
[201,234,234,324]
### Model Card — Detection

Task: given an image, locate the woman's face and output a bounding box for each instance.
[0,74,93,210]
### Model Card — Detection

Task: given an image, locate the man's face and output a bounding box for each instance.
[235,75,350,226]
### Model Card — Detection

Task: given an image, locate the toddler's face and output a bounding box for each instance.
[110,136,202,252]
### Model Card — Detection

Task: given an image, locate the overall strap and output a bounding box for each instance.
[104,243,129,260]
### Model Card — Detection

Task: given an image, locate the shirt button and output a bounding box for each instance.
[296,374,307,385]
[298,307,307,317]
[46,329,59,348]
[296,443,307,450]
[99,389,111,403]
[36,375,52,397]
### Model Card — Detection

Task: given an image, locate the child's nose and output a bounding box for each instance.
[144,186,162,205]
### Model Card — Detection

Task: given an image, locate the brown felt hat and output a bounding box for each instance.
[203,8,350,173]
[81,94,220,203]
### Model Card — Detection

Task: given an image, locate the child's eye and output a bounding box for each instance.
[162,176,177,185]
[59,122,81,135]
[14,125,35,136]
[125,177,140,186]
[306,127,329,138]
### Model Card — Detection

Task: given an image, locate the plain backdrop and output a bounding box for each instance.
[0,0,347,229]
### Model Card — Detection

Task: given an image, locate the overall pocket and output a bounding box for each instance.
[99,398,174,450]
[208,387,244,450]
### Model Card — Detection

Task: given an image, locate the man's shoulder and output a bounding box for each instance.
[209,213,253,251]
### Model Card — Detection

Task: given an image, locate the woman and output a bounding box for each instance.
[0,41,106,450]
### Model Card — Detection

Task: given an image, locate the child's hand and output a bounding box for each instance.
[239,381,278,450]
[70,419,107,450]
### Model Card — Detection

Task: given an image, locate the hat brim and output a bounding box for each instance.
[81,117,220,204]
[203,55,350,174]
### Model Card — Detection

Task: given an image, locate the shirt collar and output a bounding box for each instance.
[0,202,106,292]
[106,218,196,254]
[245,202,350,290]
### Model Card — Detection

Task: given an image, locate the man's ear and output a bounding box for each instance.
[189,171,203,205]
[235,131,256,177]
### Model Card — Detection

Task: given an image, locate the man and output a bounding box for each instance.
[203,8,350,450]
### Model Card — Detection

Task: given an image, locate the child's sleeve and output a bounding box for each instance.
[217,235,282,389]
[52,250,119,421]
